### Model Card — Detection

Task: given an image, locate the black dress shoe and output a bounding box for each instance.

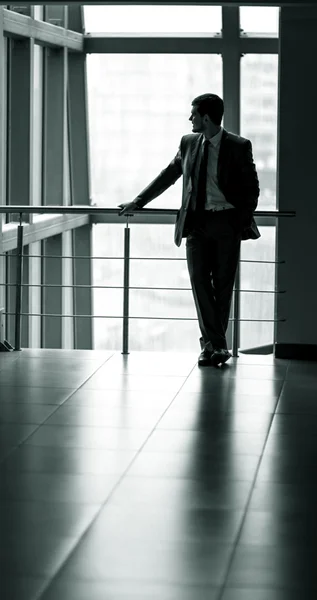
[211,348,232,366]
[198,348,213,366]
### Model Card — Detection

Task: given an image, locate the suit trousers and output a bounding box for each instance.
[186,208,241,351]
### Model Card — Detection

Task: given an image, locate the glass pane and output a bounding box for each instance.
[130,289,195,320]
[239,226,276,350]
[83,5,222,34]
[130,259,189,290]
[241,55,278,212]
[93,224,124,349]
[240,7,279,36]
[92,223,204,352]
[87,54,222,208]
[130,224,184,260]
[129,318,199,352]
[94,318,122,350]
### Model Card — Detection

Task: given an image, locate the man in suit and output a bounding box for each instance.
[118,93,260,366]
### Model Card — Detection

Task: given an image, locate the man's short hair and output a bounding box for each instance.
[191,93,224,126]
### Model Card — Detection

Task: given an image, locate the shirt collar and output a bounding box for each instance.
[204,126,223,147]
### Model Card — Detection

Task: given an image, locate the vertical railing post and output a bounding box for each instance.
[122,219,130,355]
[14,213,24,351]
[232,253,241,358]
[273,224,278,356]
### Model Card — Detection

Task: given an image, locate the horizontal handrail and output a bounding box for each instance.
[1,205,293,354]
[0,283,285,293]
[0,253,286,264]
[0,205,296,217]
[3,312,285,322]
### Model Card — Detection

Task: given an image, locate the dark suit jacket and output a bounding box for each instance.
[135,129,261,247]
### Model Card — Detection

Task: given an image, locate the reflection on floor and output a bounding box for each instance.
[0,349,317,599]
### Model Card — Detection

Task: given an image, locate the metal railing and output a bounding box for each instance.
[0,205,296,356]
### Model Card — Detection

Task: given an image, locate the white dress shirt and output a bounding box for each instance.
[200,127,235,212]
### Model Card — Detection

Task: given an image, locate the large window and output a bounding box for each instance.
[83,5,222,35]
[93,223,198,351]
[87,53,222,209]
[85,6,280,353]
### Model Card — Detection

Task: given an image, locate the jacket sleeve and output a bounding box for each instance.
[233,140,260,228]
[135,139,183,208]
[239,140,260,212]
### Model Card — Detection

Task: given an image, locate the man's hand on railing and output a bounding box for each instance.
[118,201,140,216]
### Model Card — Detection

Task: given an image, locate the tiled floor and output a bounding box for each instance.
[1,349,317,599]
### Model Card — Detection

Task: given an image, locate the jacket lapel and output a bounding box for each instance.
[190,134,203,178]
[187,129,230,185]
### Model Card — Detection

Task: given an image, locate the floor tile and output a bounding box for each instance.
[269,414,317,436]
[3,362,101,377]
[41,579,220,600]
[181,377,283,397]
[248,481,317,513]
[285,362,317,381]
[239,509,317,547]
[0,500,100,538]
[0,423,39,449]
[19,349,113,360]
[44,403,164,428]
[0,532,78,578]
[64,388,175,408]
[279,380,317,398]
[256,452,317,484]
[222,588,317,600]
[227,543,317,589]
[100,352,197,376]
[190,363,287,380]
[263,433,317,459]
[172,391,278,413]
[0,444,137,475]
[84,503,244,544]
[277,387,317,414]
[0,471,119,503]
[57,534,233,586]
[0,387,75,405]
[127,450,260,481]
[0,353,21,369]
[0,371,93,388]
[0,575,47,600]
[14,356,107,369]
[143,430,267,455]
[157,408,272,434]
[230,354,289,366]
[106,476,252,510]
[0,444,16,463]
[0,403,58,424]
[80,373,186,393]
[24,424,152,450]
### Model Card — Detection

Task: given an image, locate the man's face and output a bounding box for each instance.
[189,106,205,133]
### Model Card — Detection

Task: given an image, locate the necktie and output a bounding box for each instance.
[196,139,209,213]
